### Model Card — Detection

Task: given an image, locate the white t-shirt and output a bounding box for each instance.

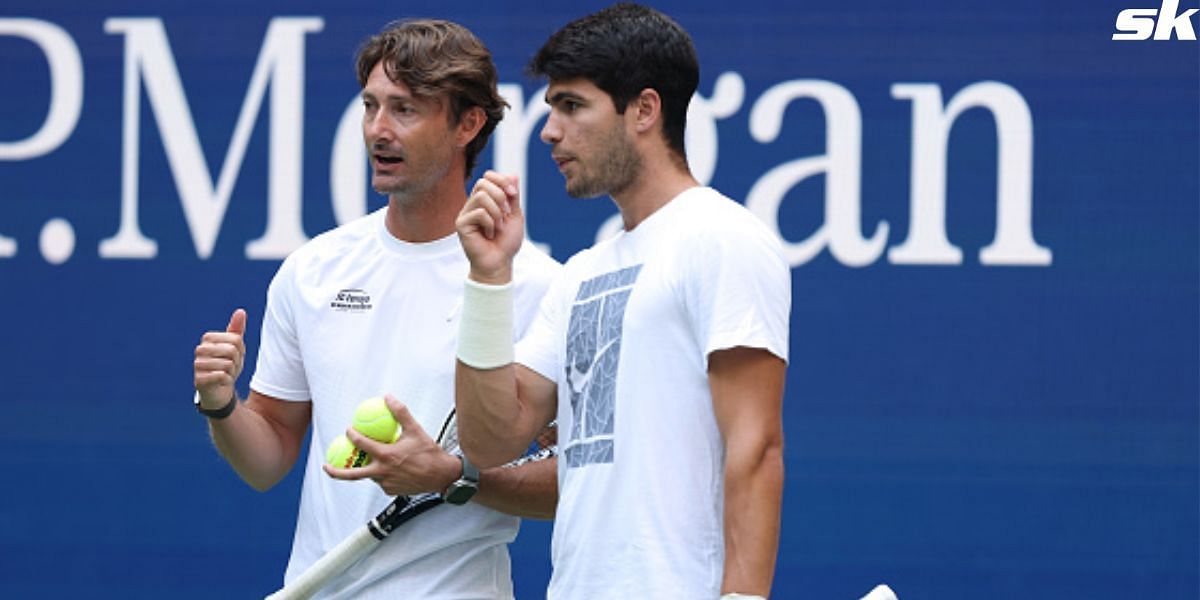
[250,208,559,599]
[516,187,791,600]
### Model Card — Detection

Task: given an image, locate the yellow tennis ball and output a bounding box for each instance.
[326,433,370,468]
[352,396,401,443]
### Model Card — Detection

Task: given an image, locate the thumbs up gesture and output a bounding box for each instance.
[194,309,248,410]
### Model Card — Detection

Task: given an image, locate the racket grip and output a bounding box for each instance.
[264,526,376,600]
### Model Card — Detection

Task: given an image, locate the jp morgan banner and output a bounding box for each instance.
[0,1,1195,599]
[3,17,1051,268]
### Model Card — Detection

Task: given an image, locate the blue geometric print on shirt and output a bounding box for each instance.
[563,264,642,468]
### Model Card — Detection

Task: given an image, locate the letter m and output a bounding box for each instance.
[101,18,323,259]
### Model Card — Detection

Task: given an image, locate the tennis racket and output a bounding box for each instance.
[264,413,556,600]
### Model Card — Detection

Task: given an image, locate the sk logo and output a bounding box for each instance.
[1113,0,1199,40]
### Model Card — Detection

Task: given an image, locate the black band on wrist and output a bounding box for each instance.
[195,391,237,420]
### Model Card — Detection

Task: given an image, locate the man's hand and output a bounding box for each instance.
[456,171,525,285]
[194,309,247,409]
[324,395,461,497]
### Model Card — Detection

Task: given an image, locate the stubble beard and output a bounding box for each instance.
[373,150,454,208]
[565,126,642,199]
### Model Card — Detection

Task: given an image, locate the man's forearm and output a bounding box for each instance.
[454,363,540,469]
[721,439,784,596]
[472,456,558,519]
[209,394,307,492]
[709,348,787,596]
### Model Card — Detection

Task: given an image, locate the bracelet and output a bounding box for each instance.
[194,390,237,420]
[456,278,515,369]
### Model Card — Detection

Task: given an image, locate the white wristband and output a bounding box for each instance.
[456,278,515,369]
[721,595,766,600]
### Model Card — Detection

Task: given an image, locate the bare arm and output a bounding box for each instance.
[710,346,786,597]
[454,171,560,468]
[209,390,311,491]
[472,418,559,519]
[473,453,557,519]
[455,361,558,469]
[194,309,311,491]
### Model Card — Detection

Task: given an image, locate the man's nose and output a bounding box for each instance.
[540,114,562,145]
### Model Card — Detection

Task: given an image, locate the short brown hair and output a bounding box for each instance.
[356,19,508,177]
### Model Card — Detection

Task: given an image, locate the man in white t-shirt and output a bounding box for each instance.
[192,20,560,598]
[454,4,790,599]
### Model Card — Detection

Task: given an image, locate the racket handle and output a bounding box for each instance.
[264,526,377,600]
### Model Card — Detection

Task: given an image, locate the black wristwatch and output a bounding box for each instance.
[442,454,480,505]
[194,390,237,420]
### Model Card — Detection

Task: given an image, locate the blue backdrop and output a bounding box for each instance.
[0,0,1196,598]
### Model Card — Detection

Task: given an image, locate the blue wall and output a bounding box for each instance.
[0,1,1196,597]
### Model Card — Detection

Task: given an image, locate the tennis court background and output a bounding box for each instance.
[0,0,1196,597]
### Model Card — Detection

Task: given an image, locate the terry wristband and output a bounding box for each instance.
[720,595,767,600]
[456,278,515,369]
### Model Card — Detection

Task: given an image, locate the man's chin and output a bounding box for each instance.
[371,176,407,196]
[565,186,608,200]
[564,179,606,199]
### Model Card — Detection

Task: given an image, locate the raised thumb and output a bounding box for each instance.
[226,308,247,336]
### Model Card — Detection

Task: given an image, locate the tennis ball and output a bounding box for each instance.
[352,396,401,443]
[326,433,370,468]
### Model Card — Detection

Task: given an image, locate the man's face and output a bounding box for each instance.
[540,78,641,199]
[361,62,459,201]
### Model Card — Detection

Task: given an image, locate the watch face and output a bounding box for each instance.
[444,482,477,505]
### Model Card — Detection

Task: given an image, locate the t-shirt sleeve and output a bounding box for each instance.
[515,269,569,383]
[683,220,791,364]
[249,256,311,401]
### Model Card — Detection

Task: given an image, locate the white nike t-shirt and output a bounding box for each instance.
[252,208,559,599]
[516,187,791,599]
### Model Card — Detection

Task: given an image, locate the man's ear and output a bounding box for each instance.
[456,106,487,148]
[630,88,663,134]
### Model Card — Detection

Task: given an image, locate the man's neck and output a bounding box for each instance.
[383,178,467,243]
[611,153,698,231]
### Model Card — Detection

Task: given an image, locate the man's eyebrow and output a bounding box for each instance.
[361,90,415,102]
[545,91,584,105]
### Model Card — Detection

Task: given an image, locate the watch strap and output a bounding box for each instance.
[442,454,480,504]
[194,390,237,420]
[460,454,479,484]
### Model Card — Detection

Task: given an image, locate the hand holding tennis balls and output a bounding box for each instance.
[325,396,402,468]
[324,396,460,496]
